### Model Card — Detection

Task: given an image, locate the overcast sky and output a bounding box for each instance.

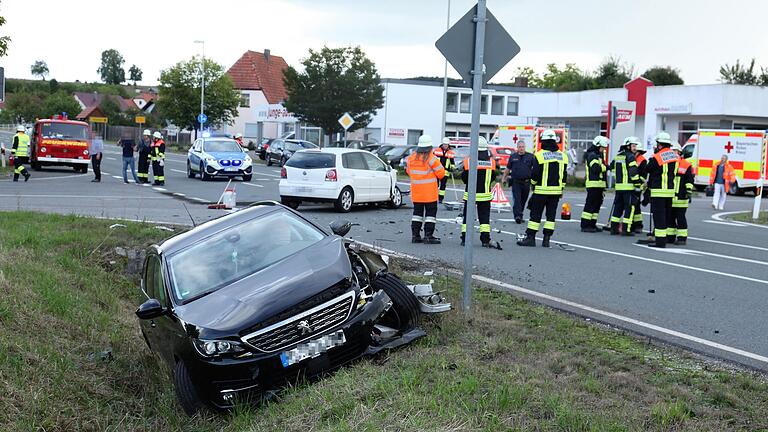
[2,0,767,87]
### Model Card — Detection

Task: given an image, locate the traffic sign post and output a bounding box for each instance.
[436,0,520,314]
[197,113,207,125]
[338,112,354,147]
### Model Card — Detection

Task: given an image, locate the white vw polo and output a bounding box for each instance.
[279,148,403,212]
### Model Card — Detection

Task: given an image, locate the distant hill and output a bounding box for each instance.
[4,78,157,98]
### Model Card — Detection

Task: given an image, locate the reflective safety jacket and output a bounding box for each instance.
[584,146,606,189]
[406,152,445,203]
[12,133,30,157]
[708,160,736,193]
[531,148,568,195]
[635,153,648,180]
[673,158,695,208]
[609,150,640,191]
[151,139,166,162]
[433,146,456,170]
[461,150,496,201]
[646,147,679,198]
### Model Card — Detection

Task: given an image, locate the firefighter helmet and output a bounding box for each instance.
[153,131,162,139]
[478,136,488,150]
[635,140,646,153]
[592,136,609,148]
[235,133,243,139]
[623,136,642,148]
[16,125,25,132]
[416,135,433,152]
[541,129,558,142]
[655,131,672,145]
[142,129,151,136]
[442,137,450,145]
[671,142,682,152]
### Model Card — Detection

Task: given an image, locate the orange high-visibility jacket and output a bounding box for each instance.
[709,160,736,193]
[406,152,445,203]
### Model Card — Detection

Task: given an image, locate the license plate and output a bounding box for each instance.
[295,186,313,193]
[225,167,238,172]
[279,330,346,368]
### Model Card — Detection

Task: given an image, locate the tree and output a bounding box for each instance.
[128,64,143,85]
[97,49,126,85]
[719,58,768,86]
[158,56,240,131]
[592,56,634,89]
[0,8,10,57]
[41,92,81,119]
[284,46,384,140]
[642,66,684,86]
[0,92,43,123]
[540,63,593,92]
[31,60,49,80]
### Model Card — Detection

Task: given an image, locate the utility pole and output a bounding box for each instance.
[440,0,451,141]
[194,40,205,137]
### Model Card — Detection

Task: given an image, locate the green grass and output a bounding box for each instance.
[2,212,768,431]
[732,211,768,225]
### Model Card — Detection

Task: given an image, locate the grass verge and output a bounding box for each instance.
[1,211,767,431]
[731,211,768,225]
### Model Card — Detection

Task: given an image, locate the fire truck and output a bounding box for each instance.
[30,115,92,173]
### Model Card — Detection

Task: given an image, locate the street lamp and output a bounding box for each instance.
[440,0,451,140]
[194,40,205,137]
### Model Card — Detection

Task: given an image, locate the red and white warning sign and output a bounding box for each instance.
[490,183,511,212]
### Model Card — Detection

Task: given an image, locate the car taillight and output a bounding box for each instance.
[280,167,287,178]
[325,169,337,182]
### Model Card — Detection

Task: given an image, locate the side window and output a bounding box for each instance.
[342,152,367,170]
[145,255,168,306]
[194,139,203,152]
[362,153,387,171]
[143,256,155,297]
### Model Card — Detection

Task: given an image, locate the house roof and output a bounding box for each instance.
[73,92,138,119]
[227,50,289,104]
[77,105,103,120]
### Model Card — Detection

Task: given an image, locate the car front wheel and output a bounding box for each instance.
[372,273,419,334]
[200,163,211,181]
[334,187,354,212]
[187,161,195,178]
[242,174,252,181]
[387,186,403,209]
[174,361,206,416]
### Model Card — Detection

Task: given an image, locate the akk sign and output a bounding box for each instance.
[255,104,297,123]
[606,100,637,161]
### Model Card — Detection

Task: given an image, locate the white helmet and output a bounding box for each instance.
[478,136,488,150]
[541,129,557,142]
[655,131,672,145]
[142,129,151,136]
[635,141,646,153]
[235,133,243,139]
[416,135,433,152]
[671,141,682,152]
[442,137,450,145]
[592,136,609,148]
[16,125,25,132]
[153,131,162,139]
[623,136,641,148]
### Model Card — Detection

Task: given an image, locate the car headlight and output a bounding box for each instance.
[205,157,219,166]
[192,338,246,357]
[243,156,252,166]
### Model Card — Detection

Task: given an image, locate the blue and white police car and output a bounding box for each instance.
[187,137,253,181]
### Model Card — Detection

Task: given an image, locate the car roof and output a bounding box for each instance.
[298,147,369,155]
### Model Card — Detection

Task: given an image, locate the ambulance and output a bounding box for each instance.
[682,129,767,196]
[494,125,569,152]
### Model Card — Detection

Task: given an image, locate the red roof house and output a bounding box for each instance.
[227,49,289,104]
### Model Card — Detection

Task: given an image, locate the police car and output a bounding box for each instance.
[187,137,253,181]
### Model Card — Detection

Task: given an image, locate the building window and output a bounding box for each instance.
[446,92,458,112]
[480,95,489,114]
[240,93,250,108]
[506,96,519,116]
[491,96,504,115]
[460,94,471,113]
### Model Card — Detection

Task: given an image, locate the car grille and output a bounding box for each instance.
[241,291,356,353]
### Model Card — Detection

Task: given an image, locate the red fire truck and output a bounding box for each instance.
[30,116,92,172]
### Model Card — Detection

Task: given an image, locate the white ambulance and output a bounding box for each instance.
[682,129,767,196]
[494,125,569,152]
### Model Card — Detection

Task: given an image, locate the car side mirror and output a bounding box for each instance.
[135,298,165,320]
[385,164,391,172]
[329,220,353,237]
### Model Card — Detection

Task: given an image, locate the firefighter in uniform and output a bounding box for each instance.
[137,129,152,184]
[433,138,455,203]
[151,131,166,186]
[645,132,678,248]
[517,129,568,248]
[671,142,694,245]
[630,138,648,233]
[580,136,608,232]
[11,125,32,182]
[461,136,496,247]
[608,137,641,236]
[406,135,445,244]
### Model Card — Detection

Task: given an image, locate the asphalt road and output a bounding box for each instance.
[2,133,767,370]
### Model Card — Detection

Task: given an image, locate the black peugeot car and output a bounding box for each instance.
[135,202,443,414]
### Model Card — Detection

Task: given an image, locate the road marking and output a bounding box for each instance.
[252,172,280,178]
[271,170,281,174]
[633,243,768,267]
[703,220,745,227]
[24,174,89,181]
[112,176,122,180]
[712,210,768,229]
[249,178,271,181]
[170,169,186,174]
[191,197,208,203]
[688,236,768,252]
[173,192,186,197]
[240,182,264,188]
[106,157,117,161]
[153,187,167,192]
[0,194,168,199]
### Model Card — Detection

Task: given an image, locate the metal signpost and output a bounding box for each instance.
[436,0,520,313]
[338,112,354,146]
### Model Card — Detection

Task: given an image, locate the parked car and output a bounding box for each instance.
[187,137,253,181]
[256,138,274,160]
[331,139,379,150]
[374,145,395,159]
[361,144,381,153]
[489,145,515,167]
[266,139,318,167]
[135,202,449,414]
[279,148,403,212]
[381,145,417,168]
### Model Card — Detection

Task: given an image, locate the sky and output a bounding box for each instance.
[2,0,767,87]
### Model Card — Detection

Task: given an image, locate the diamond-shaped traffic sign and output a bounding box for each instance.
[338,112,354,131]
[435,5,520,85]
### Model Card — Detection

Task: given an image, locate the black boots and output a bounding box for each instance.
[517,232,536,247]
[542,234,551,248]
[675,237,687,245]
[610,222,620,235]
[423,236,441,244]
[412,236,423,243]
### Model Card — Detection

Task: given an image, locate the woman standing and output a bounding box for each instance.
[406,135,445,244]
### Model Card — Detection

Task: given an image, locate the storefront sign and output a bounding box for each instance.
[255,104,297,123]
[606,100,637,162]
[388,128,405,138]
[653,103,692,114]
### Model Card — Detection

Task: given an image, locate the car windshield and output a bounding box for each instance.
[204,140,242,153]
[286,152,336,169]
[385,147,409,157]
[167,211,326,303]
[40,123,89,140]
[286,141,316,151]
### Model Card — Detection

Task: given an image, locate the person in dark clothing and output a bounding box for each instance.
[608,137,641,235]
[151,131,166,186]
[433,138,456,203]
[137,129,152,183]
[501,139,535,223]
[645,132,679,248]
[90,133,104,182]
[118,135,139,184]
[671,142,694,245]
[580,136,608,232]
[11,125,31,182]
[461,136,496,247]
[631,139,648,233]
[517,129,568,248]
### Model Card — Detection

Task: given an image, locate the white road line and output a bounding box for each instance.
[173,192,186,197]
[249,178,271,181]
[153,187,167,192]
[688,236,768,252]
[633,243,768,267]
[465,273,768,366]
[711,210,768,229]
[111,176,122,179]
[191,197,208,202]
[0,194,167,199]
[106,157,117,161]
[23,174,89,181]
[271,170,281,174]
[703,220,745,227]
[170,169,186,174]
[252,172,280,178]
[240,182,264,188]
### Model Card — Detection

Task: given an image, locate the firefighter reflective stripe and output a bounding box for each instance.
[408,169,432,175]
[543,221,555,230]
[425,216,437,223]
[137,172,149,179]
[651,162,675,197]
[654,228,667,237]
[527,220,541,231]
[412,178,437,185]
[408,152,445,202]
[479,224,491,233]
[586,158,606,188]
[612,154,638,191]
[676,228,689,237]
[461,224,467,233]
[13,134,30,157]
[412,215,424,222]
[581,211,598,221]
[666,227,676,236]
[438,190,446,196]
[610,216,621,223]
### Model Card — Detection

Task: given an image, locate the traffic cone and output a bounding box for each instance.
[561,202,571,220]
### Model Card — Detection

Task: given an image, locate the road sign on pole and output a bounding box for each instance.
[436,0,520,314]
[135,116,146,124]
[338,112,354,147]
[197,113,208,124]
